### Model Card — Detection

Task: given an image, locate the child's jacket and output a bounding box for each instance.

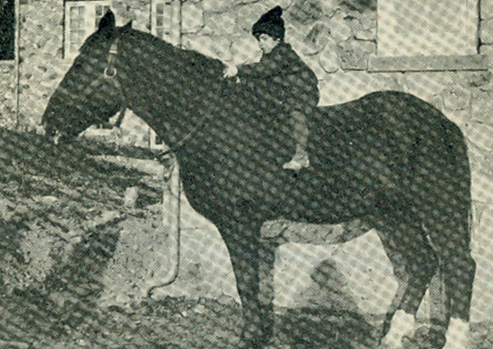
[237,42,320,115]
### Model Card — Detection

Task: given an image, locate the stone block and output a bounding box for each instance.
[469,144,493,204]
[230,35,262,65]
[302,23,330,55]
[443,109,470,129]
[299,54,326,80]
[479,44,493,69]
[329,10,352,42]
[320,0,340,16]
[318,71,398,106]
[442,87,471,111]
[182,3,205,34]
[234,0,261,4]
[458,71,493,89]
[264,0,294,10]
[465,121,493,151]
[349,11,376,41]
[284,23,311,54]
[211,37,233,62]
[236,3,269,32]
[472,90,493,125]
[288,0,324,25]
[337,39,375,70]
[202,12,238,35]
[401,72,454,104]
[200,0,234,13]
[340,0,377,12]
[481,18,493,44]
[470,205,493,322]
[318,42,340,73]
[481,0,493,20]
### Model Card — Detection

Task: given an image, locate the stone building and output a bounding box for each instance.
[1,0,493,322]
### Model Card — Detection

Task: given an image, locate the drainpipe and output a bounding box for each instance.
[147,154,181,297]
[146,0,183,298]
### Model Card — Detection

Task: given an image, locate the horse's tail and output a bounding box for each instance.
[411,103,476,321]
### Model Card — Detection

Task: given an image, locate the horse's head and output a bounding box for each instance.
[42,10,130,143]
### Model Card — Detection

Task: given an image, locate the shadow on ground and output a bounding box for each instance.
[1,129,493,348]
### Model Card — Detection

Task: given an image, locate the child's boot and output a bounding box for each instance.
[283,144,310,170]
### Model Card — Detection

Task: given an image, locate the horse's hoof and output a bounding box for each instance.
[380,310,415,348]
[443,318,470,349]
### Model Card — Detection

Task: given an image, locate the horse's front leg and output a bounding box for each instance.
[218,218,276,348]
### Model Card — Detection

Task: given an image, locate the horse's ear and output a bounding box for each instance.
[98,10,116,31]
[121,21,133,33]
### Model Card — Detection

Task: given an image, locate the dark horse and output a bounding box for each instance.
[43,12,475,348]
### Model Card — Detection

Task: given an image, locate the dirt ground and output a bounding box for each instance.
[0,128,492,348]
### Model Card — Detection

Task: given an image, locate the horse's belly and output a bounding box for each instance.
[260,218,371,245]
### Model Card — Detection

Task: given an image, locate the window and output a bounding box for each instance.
[0,0,15,60]
[151,0,173,40]
[64,1,111,59]
[370,0,486,71]
[377,0,477,57]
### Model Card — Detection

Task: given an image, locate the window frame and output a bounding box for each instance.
[369,0,488,72]
[151,0,173,40]
[64,0,112,60]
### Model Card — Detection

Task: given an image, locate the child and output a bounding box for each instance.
[224,6,320,171]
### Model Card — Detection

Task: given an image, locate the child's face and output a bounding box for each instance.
[257,34,280,54]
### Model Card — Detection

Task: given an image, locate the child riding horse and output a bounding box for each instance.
[224,6,319,171]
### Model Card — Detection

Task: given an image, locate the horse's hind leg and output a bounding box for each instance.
[427,214,476,349]
[378,220,439,348]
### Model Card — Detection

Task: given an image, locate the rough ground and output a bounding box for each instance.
[0,128,492,348]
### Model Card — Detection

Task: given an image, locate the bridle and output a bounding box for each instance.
[101,34,226,156]
[99,37,127,127]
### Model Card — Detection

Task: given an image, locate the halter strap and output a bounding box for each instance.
[104,38,119,78]
[101,37,127,125]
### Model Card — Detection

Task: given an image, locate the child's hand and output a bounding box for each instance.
[223,64,238,78]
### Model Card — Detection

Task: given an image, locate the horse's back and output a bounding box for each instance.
[309,90,469,205]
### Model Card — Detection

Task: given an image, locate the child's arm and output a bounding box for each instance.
[237,60,282,79]
[223,63,238,78]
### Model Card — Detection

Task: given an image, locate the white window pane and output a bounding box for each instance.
[70,6,84,20]
[377,0,478,56]
[78,6,85,18]
[96,5,103,16]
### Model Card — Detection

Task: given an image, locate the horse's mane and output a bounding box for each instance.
[123,28,226,84]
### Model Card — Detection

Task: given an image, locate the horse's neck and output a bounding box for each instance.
[120,30,225,144]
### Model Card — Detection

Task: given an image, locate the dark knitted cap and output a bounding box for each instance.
[252,6,285,41]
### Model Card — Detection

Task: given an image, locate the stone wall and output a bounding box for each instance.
[0,62,16,128]
[170,0,493,322]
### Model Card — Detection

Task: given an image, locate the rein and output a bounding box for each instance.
[160,110,216,157]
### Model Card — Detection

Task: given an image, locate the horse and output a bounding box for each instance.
[42,11,476,348]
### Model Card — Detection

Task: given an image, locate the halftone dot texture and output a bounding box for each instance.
[1,0,493,348]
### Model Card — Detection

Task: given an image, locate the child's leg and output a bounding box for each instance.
[283,110,309,170]
[291,109,308,150]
